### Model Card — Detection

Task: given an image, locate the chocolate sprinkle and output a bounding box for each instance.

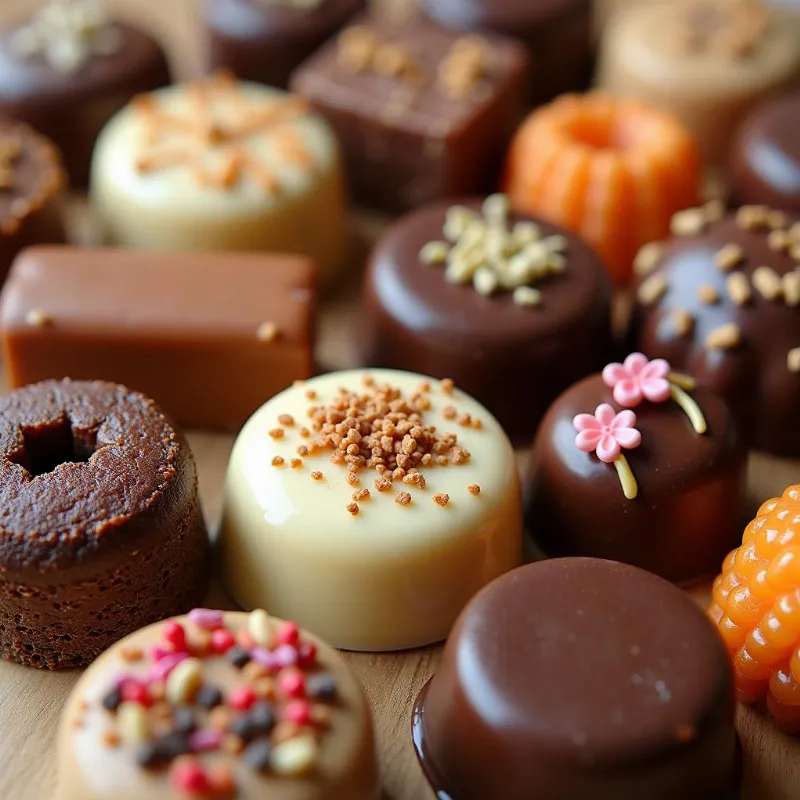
[173,707,197,734]
[249,702,276,736]
[195,684,224,709]
[307,673,338,701]
[244,739,273,773]
[135,732,191,769]
[101,686,123,713]
[226,646,251,669]
[230,714,257,743]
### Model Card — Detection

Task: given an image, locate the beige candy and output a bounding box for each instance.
[90,75,347,281]
[56,612,379,800]
[219,369,523,651]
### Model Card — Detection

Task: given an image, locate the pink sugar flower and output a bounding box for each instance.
[602,353,671,408]
[573,404,641,463]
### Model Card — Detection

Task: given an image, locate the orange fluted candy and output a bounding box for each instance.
[710,484,800,733]
[504,93,701,285]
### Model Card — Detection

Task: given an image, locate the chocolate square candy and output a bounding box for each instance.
[290,15,529,213]
[0,247,317,430]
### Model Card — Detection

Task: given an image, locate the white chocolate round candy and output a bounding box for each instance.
[90,73,347,280]
[220,369,523,651]
[56,610,379,800]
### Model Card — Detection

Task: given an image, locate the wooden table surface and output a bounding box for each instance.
[1,1,800,798]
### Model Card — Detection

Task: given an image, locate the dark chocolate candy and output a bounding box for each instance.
[730,89,800,216]
[413,557,738,800]
[0,14,171,187]
[361,197,614,442]
[629,209,800,456]
[524,372,746,583]
[420,0,594,104]
[202,0,364,90]
[290,14,529,213]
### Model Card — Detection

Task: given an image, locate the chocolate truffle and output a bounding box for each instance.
[0,0,171,187]
[290,15,529,213]
[596,0,800,166]
[420,0,593,105]
[90,72,347,280]
[0,118,66,287]
[629,204,800,456]
[361,194,614,442]
[730,89,800,215]
[524,357,746,584]
[414,558,738,800]
[56,610,379,800]
[0,379,209,669]
[202,0,364,90]
[220,369,522,651]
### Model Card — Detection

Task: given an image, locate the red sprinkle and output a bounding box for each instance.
[278,668,306,699]
[210,628,236,655]
[283,699,312,726]
[170,759,212,794]
[121,681,152,708]
[276,621,300,647]
[297,641,317,669]
[228,685,257,712]
[163,620,187,652]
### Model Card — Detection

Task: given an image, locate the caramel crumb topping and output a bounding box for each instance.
[102,730,121,748]
[120,646,143,663]
[672,309,694,337]
[290,458,303,469]
[788,347,800,374]
[305,390,317,400]
[257,321,280,342]
[467,484,481,495]
[346,502,359,516]
[438,36,490,99]
[310,471,323,481]
[269,428,284,439]
[338,26,419,79]
[374,476,393,492]
[353,488,370,501]
[395,491,412,506]
[706,323,742,350]
[278,414,295,426]
[441,378,454,395]
[433,492,450,507]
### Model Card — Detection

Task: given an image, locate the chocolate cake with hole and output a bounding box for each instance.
[0,379,209,669]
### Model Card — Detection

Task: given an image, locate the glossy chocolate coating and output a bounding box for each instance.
[361,198,613,441]
[730,90,800,215]
[290,15,529,213]
[420,0,594,104]
[202,0,364,89]
[524,374,746,583]
[413,558,737,800]
[0,22,171,187]
[629,213,800,456]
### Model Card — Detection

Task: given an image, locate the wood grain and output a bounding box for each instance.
[1,1,800,798]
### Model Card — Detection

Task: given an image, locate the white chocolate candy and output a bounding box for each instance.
[220,369,523,651]
[90,73,347,280]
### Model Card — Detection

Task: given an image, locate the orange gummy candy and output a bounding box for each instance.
[504,93,701,285]
[710,484,800,733]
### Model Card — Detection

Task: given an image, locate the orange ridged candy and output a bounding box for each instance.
[710,484,800,732]
[504,92,701,285]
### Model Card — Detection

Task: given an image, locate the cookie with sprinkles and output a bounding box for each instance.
[220,369,522,651]
[630,204,800,456]
[55,609,379,800]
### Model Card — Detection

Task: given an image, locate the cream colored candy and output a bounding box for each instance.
[55,612,379,800]
[596,1,800,164]
[220,369,523,651]
[90,74,347,280]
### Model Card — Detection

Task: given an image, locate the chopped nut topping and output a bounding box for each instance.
[394,491,412,506]
[736,204,770,230]
[256,321,279,342]
[768,209,789,230]
[726,272,751,305]
[783,271,800,307]
[310,471,323,481]
[752,266,783,301]
[290,458,303,469]
[441,378,454,395]
[278,414,295,426]
[672,309,694,337]
[433,492,450,507]
[698,283,720,304]
[346,502,359,516]
[467,484,481,495]
[438,36,490,98]
[633,242,665,277]
[768,229,792,253]
[670,207,706,237]
[305,390,317,400]
[374,476,393,492]
[352,488,370,501]
[788,347,800,374]
[637,274,667,305]
[706,323,742,350]
[269,428,284,439]
[713,243,745,272]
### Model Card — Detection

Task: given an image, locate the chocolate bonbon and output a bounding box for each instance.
[413,557,738,800]
[55,609,379,799]
[420,0,594,104]
[0,118,66,287]
[202,0,364,89]
[730,89,800,215]
[290,15,529,213]
[0,379,209,669]
[0,246,317,431]
[90,72,347,279]
[629,205,800,456]
[361,195,614,441]
[596,0,800,166]
[220,369,522,651]
[524,356,746,584]
[0,0,171,187]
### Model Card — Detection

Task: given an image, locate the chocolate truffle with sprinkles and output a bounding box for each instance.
[55,609,379,800]
[220,369,522,651]
[361,194,614,441]
[629,203,800,456]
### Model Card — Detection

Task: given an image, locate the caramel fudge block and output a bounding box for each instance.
[0,247,317,430]
[290,15,529,213]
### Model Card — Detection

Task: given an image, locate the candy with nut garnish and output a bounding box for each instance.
[629,204,800,456]
[524,354,746,584]
[0,0,171,187]
[290,14,529,213]
[90,71,347,280]
[361,194,613,441]
[220,369,522,651]
[55,609,379,800]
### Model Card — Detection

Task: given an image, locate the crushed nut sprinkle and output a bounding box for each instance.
[352,488,370,501]
[752,266,783,300]
[438,35,490,98]
[637,274,667,305]
[726,272,751,305]
[714,243,745,272]
[433,492,450,506]
[441,378,454,395]
[736,204,771,230]
[672,309,695,337]
[670,207,707,237]
[394,491,412,506]
[633,241,665,277]
[706,323,742,350]
[467,484,481,495]
[783,271,800,307]
[277,414,295,427]
[310,471,323,481]
[256,321,279,342]
[290,458,303,469]
[337,26,419,79]
[788,347,800,374]
[698,283,720,304]
[346,502,360,516]
[268,428,284,439]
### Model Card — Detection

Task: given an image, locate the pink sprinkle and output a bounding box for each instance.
[148,651,189,682]
[283,699,311,726]
[190,729,223,753]
[122,681,152,707]
[278,668,306,699]
[272,644,299,668]
[149,645,171,662]
[114,673,136,688]
[238,629,256,650]
[163,620,187,651]
[251,647,279,670]
[297,641,317,668]
[170,760,211,794]
[276,621,299,646]
[210,628,236,655]
[228,685,257,711]
[188,609,224,630]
